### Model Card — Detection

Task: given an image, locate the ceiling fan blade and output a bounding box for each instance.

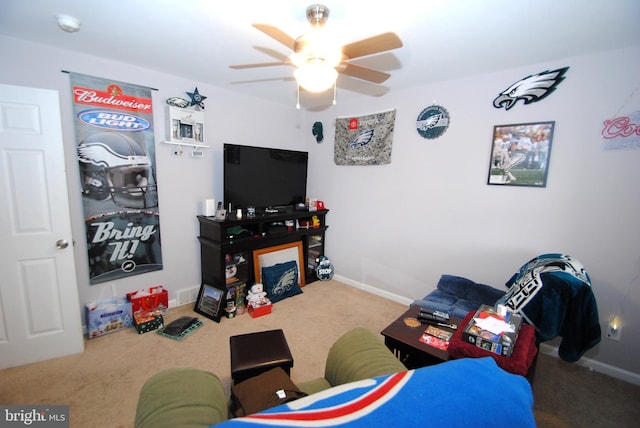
[252,24,296,51]
[338,62,390,84]
[229,61,288,69]
[341,32,403,60]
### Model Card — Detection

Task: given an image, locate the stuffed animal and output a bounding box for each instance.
[246,283,268,306]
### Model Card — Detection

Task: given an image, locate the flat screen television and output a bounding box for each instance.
[223,143,308,212]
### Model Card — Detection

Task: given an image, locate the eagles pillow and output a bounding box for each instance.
[261,261,302,303]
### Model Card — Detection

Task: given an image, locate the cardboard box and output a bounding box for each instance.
[248,301,272,318]
[462,305,523,357]
[133,311,164,334]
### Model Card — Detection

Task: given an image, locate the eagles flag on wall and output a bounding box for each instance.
[68,72,162,284]
[335,109,396,165]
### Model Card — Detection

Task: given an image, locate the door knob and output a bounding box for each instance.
[56,239,69,249]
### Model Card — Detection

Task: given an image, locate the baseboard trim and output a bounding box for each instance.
[333,275,414,306]
[539,343,640,386]
[334,275,640,387]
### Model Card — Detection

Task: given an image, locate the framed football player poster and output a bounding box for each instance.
[487,121,555,187]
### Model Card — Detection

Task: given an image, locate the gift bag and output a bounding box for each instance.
[85,285,133,339]
[127,286,169,314]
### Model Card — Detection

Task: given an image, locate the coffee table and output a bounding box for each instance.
[381,305,461,369]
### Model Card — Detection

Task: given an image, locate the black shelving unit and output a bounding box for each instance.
[197,209,329,288]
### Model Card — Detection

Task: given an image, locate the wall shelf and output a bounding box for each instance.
[165,105,207,147]
[162,140,210,149]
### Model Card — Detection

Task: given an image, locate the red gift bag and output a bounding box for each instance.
[127,286,168,314]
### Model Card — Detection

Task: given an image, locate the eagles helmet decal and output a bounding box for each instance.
[166,97,190,108]
[313,121,324,143]
[493,67,569,110]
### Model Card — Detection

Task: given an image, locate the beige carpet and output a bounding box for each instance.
[1,279,638,427]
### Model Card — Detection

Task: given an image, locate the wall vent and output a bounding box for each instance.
[176,286,200,306]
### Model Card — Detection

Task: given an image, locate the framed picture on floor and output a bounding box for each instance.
[487,121,555,187]
[194,283,225,322]
[253,241,305,287]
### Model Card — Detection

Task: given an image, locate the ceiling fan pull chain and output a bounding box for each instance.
[296,83,301,109]
[333,82,337,105]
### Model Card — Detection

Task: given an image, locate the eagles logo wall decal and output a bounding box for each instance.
[493,67,569,110]
[349,129,375,149]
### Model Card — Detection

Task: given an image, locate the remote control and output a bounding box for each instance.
[418,312,450,323]
[419,308,450,320]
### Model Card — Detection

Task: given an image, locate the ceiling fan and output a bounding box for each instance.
[230,4,403,95]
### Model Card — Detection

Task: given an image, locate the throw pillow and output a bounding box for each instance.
[262,260,302,303]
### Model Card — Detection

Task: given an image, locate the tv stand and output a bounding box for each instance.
[197,209,329,289]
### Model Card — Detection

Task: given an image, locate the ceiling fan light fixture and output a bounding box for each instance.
[306,4,330,28]
[292,30,342,68]
[294,62,338,93]
[231,3,403,102]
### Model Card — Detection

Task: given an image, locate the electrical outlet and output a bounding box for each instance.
[607,323,622,341]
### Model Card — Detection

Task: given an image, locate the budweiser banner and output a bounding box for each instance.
[601,111,640,150]
[68,72,163,284]
[335,109,396,165]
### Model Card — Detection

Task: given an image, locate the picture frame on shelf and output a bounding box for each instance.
[253,241,305,287]
[194,283,225,322]
[487,121,555,187]
[167,105,205,145]
[180,122,193,139]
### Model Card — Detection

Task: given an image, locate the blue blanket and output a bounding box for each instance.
[212,357,535,428]
[498,253,601,362]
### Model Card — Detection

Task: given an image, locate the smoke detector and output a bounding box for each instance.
[56,14,81,33]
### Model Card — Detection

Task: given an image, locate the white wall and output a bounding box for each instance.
[305,45,640,376]
[2,34,639,378]
[0,35,305,324]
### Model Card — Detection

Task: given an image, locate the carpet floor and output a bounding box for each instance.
[0,279,638,427]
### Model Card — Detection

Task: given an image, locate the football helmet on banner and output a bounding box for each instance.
[78,131,158,208]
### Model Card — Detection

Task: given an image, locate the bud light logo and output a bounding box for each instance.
[78,110,150,131]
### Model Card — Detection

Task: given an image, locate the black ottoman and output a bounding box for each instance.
[230,329,294,384]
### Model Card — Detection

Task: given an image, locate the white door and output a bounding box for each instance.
[0,83,84,369]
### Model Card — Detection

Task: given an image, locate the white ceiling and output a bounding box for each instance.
[1,0,639,110]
